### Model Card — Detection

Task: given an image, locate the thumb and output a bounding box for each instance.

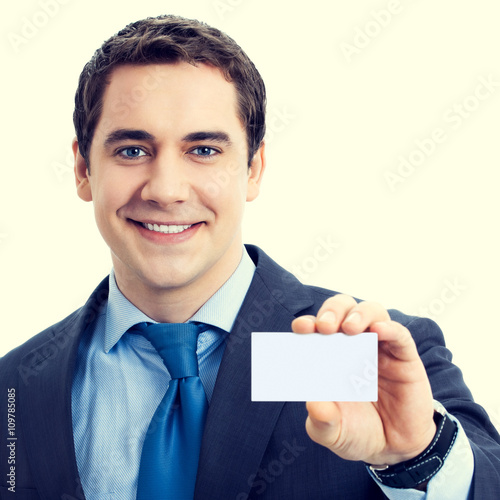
[305,402,342,449]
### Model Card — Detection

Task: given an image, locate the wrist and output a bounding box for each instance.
[367,405,458,489]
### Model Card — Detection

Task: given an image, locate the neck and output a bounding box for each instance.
[112,246,243,323]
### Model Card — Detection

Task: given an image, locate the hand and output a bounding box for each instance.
[291,294,436,466]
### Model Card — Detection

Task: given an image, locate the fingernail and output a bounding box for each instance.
[319,311,336,323]
[345,312,361,325]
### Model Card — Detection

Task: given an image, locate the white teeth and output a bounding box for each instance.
[143,223,193,234]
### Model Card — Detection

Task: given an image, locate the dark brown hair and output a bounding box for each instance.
[73,15,266,168]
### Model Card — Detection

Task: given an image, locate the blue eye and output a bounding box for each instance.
[118,147,147,158]
[192,146,218,156]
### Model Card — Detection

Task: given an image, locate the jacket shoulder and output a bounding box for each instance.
[0,308,82,386]
[0,276,110,387]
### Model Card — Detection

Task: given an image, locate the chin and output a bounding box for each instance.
[140,268,197,291]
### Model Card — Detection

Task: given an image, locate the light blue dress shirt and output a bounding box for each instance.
[72,249,256,499]
[72,248,473,500]
[370,404,474,500]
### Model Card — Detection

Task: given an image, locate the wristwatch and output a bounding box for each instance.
[367,404,459,489]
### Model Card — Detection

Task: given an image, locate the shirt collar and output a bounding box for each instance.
[104,247,256,353]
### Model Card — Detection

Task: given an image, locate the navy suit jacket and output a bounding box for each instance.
[1,245,500,499]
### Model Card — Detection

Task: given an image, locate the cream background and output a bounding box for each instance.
[1,0,499,428]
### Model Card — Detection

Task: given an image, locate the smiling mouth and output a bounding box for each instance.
[140,222,196,234]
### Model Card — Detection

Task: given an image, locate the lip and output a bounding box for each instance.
[130,219,203,244]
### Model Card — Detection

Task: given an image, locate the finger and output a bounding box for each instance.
[341,301,391,335]
[315,294,358,334]
[371,320,419,362]
[291,315,317,334]
[305,401,341,449]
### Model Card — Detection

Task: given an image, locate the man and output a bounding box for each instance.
[0,14,499,500]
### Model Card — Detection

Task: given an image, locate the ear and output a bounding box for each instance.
[73,137,92,202]
[246,142,266,202]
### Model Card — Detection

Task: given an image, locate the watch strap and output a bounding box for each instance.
[368,409,459,489]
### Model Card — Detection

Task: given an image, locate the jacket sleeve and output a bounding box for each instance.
[389,310,500,499]
[1,344,42,497]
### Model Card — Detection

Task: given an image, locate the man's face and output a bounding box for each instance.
[74,62,264,301]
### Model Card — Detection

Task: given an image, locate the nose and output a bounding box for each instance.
[141,153,190,207]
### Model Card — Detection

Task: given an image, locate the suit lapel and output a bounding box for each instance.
[16,247,313,499]
[19,277,109,500]
[195,246,315,499]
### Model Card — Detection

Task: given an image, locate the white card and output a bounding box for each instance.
[251,332,378,402]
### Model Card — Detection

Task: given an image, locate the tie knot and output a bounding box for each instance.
[132,322,203,379]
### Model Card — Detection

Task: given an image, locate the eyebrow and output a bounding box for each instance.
[103,129,233,148]
[181,131,232,146]
[104,129,155,147]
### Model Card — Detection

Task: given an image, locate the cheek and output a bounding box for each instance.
[91,175,133,219]
[201,160,249,198]
[199,172,248,216]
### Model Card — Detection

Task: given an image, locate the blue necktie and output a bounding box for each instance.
[133,322,208,500]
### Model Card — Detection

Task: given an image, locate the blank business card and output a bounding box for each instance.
[251,332,378,402]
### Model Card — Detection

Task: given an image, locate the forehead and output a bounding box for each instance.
[98,62,243,135]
